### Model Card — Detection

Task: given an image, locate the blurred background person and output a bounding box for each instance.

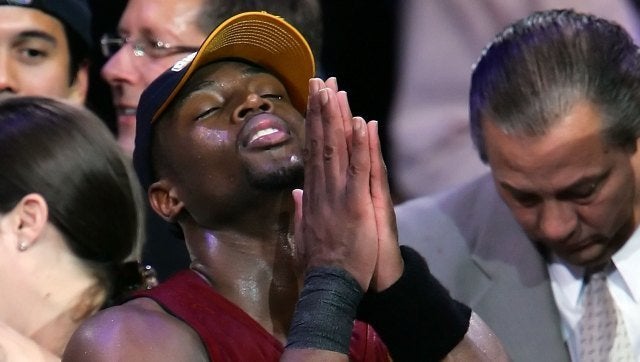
[0,97,147,360]
[0,0,92,105]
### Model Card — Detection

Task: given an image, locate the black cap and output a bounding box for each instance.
[0,0,92,49]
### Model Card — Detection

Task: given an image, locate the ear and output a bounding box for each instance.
[148,180,185,222]
[67,62,89,105]
[13,193,49,250]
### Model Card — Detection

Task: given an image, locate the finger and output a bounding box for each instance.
[320,87,349,198]
[368,121,393,211]
[346,117,372,205]
[336,91,354,153]
[321,77,351,150]
[292,188,304,262]
[325,77,338,92]
[368,120,403,291]
[323,78,353,150]
[309,77,325,94]
[304,79,326,208]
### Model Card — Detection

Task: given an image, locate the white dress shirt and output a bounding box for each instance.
[548,227,640,360]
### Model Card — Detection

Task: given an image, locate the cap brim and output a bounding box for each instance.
[151,11,315,122]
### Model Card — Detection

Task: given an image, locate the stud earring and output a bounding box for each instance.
[17,240,29,251]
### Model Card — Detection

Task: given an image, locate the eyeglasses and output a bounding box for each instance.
[100,34,199,59]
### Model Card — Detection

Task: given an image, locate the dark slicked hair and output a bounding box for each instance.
[470,9,640,163]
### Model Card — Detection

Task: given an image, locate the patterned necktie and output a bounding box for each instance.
[578,271,633,361]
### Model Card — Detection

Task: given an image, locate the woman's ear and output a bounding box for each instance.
[148,180,185,223]
[12,194,49,251]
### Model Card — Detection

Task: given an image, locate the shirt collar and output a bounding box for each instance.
[611,225,640,302]
[548,225,640,306]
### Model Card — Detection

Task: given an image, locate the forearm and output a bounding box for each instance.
[284,267,363,360]
[357,246,472,361]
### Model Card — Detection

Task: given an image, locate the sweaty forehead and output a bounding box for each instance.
[170,60,278,108]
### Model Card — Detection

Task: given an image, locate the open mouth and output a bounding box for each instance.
[241,113,292,149]
[117,106,137,116]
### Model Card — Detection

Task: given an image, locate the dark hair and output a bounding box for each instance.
[0,97,145,303]
[198,0,323,61]
[63,22,90,86]
[470,9,640,163]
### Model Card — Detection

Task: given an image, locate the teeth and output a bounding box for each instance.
[250,128,278,143]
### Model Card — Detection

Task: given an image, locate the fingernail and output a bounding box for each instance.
[354,117,365,135]
[319,88,329,104]
[354,117,362,130]
[368,120,378,137]
[309,78,321,93]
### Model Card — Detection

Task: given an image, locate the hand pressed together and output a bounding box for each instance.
[293,77,403,292]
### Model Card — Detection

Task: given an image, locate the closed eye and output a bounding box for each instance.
[512,192,542,208]
[261,94,283,100]
[558,181,599,201]
[557,172,608,202]
[195,106,220,120]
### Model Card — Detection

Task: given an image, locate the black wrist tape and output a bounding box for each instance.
[357,246,471,361]
[286,267,364,354]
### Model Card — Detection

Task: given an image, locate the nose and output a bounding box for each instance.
[536,200,577,244]
[101,46,140,87]
[0,52,17,94]
[233,93,273,122]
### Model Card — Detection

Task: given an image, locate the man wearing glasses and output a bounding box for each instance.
[0,0,91,105]
[101,0,323,282]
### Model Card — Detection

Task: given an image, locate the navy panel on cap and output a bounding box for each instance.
[133,61,191,191]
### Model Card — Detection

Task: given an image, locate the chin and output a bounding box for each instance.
[246,164,304,191]
[562,245,612,269]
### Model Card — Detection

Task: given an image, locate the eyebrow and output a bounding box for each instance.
[15,30,58,46]
[171,63,273,112]
[181,64,270,95]
[499,170,610,197]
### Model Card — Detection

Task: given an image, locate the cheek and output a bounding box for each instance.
[181,128,238,181]
[581,187,635,235]
[195,128,230,145]
[19,64,71,97]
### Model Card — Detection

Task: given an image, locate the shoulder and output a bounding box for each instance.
[62,298,208,362]
[395,172,508,243]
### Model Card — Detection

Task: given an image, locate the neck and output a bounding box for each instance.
[184,201,301,343]
[2,225,105,356]
[29,282,104,356]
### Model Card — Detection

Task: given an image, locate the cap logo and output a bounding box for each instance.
[171,52,197,72]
